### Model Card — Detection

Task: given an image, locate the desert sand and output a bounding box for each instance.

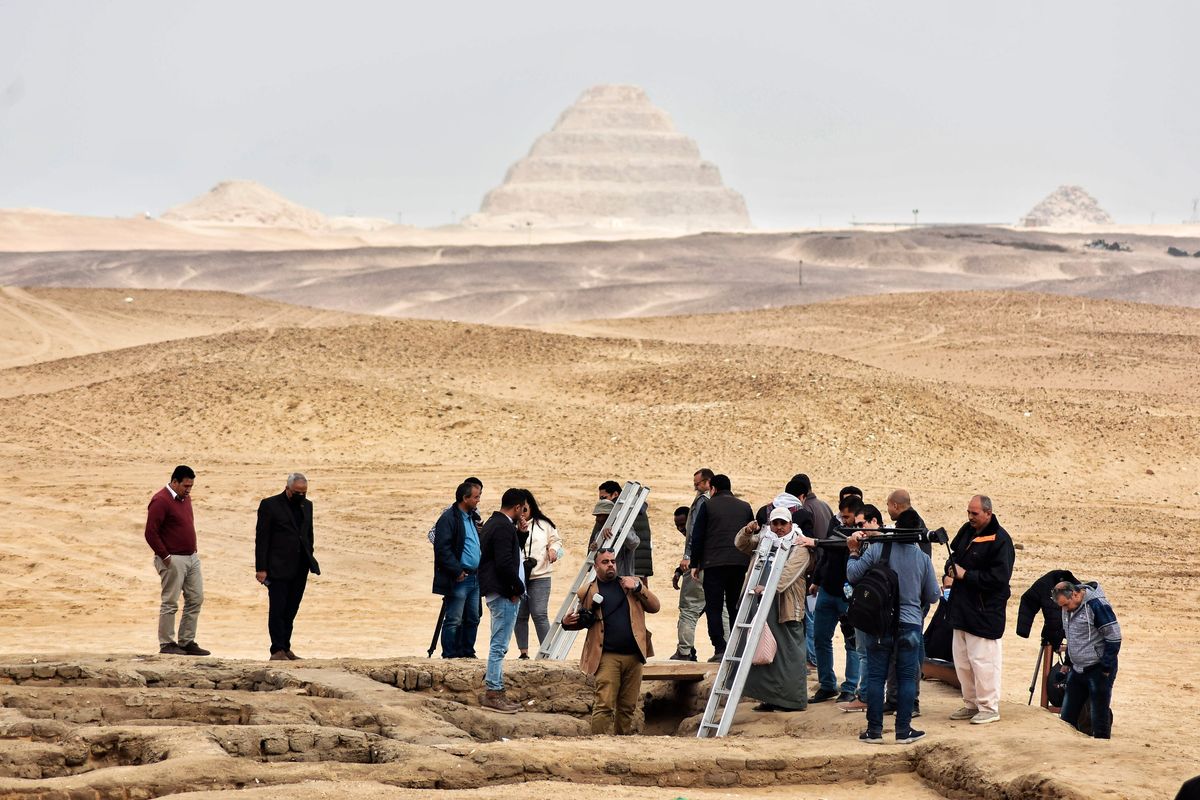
[1,267,1199,799]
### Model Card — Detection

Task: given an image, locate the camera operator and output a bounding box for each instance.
[562,547,661,734]
[1054,580,1121,739]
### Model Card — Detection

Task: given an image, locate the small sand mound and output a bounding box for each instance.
[1021,185,1113,228]
[162,180,328,230]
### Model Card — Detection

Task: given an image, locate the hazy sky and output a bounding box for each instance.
[2,1,1197,228]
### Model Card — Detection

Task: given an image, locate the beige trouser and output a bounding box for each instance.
[952,629,1001,715]
[155,554,203,646]
[592,652,644,735]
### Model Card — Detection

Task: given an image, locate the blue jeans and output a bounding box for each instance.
[440,573,480,658]
[866,623,922,737]
[805,596,816,664]
[854,627,869,698]
[485,595,519,691]
[1059,664,1116,739]
[814,587,860,694]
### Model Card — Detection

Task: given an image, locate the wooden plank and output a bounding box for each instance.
[640,661,716,682]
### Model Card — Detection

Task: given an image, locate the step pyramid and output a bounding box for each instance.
[469,85,751,231]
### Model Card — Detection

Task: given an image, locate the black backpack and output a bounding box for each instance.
[846,542,899,637]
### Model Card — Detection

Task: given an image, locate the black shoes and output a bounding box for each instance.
[179,641,210,656]
[896,728,926,744]
[707,651,726,663]
[810,688,840,703]
[859,729,884,744]
[158,642,187,656]
[669,649,699,662]
[836,691,857,704]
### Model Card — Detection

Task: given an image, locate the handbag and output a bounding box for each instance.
[752,619,777,665]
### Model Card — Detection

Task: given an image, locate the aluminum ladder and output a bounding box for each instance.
[536,480,650,660]
[696,530,792,738]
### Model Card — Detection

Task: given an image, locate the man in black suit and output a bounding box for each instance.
[255,472,320,661]
[478,487,527,714]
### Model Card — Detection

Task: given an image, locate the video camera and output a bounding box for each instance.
[820,525,950,549]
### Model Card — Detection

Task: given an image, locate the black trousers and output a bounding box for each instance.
[703,564,748,652]
[267,568,308,654]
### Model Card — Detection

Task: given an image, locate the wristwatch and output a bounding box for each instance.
[633,580,644,594]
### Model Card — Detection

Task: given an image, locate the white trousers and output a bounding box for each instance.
[952,629,1001,715]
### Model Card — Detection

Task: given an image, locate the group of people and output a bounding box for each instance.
[143,464,1122,741]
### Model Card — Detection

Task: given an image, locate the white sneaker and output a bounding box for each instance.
[970,711,1000,725]
[949,706,979,720]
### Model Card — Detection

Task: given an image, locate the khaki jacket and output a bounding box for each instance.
[735,523,813,624]
[569,579,661,675]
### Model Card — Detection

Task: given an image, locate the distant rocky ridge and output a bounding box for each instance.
[468,84,751,232]
[1021,185,1113,228]
[162,180,392,232]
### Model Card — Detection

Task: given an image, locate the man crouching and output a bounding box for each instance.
[563,547,661,734]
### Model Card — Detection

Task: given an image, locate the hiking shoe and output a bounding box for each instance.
[858,729,885,744]
[481,690,521,714]
[158,642,187,656]
[269,650,291,661]
[949,706,979,720]
[669,649,699,662]
[836,691,856,704]
[179,641,210,656]
[707,651,726,663]
[810,688,840,703]
[837,698,868,713]
[896,728,926,744]
[970,711,1000,725]
[285,650,302,660]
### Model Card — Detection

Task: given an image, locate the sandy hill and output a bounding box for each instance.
[4,227,1200,323]
[0,288,1199,798]
[162,180,329,229]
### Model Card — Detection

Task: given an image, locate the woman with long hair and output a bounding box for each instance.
[515,489,565,659]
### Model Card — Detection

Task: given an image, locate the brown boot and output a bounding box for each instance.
[481,689,521,714]
[269,650,291,661]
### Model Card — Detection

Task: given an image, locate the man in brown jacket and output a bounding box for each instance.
[563,548,661,734]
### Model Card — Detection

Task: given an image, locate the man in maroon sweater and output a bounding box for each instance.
[144,465,209,656]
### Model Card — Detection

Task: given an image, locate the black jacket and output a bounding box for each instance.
[432,504,470,596]
[894,507,931,556]
[944,515,1015,640]
[1016,568,1078,649]
[255,492,319,578]
[632,505,654,577]
[690,491,753,570]
[479,511,525,599]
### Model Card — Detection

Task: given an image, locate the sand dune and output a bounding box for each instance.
[1,287,1199,798]
[3,227,1200,323]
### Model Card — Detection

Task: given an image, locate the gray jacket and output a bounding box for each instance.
[1062,582,1122,673]
[847,540,940,627]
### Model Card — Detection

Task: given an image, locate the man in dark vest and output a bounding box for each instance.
[255,472,320,661]
[688,473,753,662]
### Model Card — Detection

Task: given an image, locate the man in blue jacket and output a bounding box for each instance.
[1055,581,1121,739]
[432,481,483,659]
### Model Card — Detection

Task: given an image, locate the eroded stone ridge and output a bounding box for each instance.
[471,84,751,231]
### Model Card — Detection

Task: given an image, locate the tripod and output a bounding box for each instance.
[1027,640,1060,711]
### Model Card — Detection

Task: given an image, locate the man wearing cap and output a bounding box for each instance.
[590,496,640,577]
